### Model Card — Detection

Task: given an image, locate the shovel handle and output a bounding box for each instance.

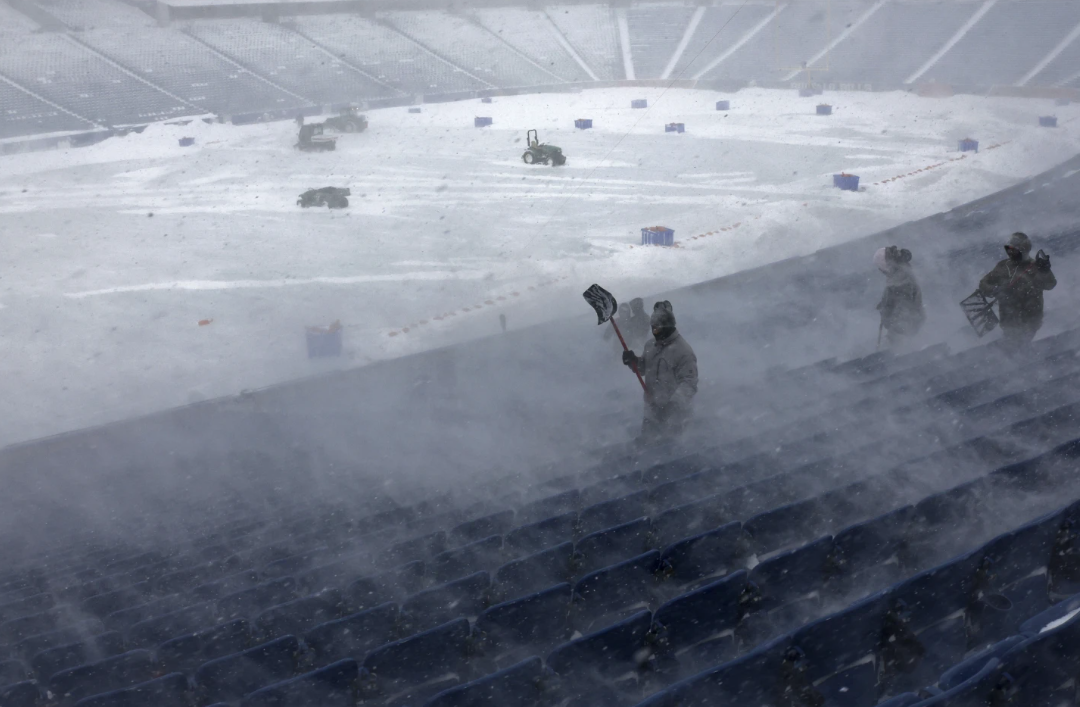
[610,319,647,392]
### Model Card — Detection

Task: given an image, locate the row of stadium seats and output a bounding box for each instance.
[5,0,1080,140]
[2,320,1079,705]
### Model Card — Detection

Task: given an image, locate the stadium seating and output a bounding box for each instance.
[185,19,397,105]
[0,33,188,127]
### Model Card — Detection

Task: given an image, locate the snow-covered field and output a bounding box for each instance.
[2,87,1077,446]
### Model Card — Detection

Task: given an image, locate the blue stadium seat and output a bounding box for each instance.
[504,512,577,556]
[876,694,923,707]
[30,633,125,681]
[829,505,917,597]
[546,610,652,686]
[254,594,339,641]
[937,635,1024,691]
[1018,590,1080,636]
[401,572,490,633]
[651,570,746,675]
[744,498,825,555]
[155,618,251,674]
[977,507,1065,591]
[658,521,745,585]
[967,574,1049,647]
[294,553,369,596]
[48,649,156,705]
[493,542,573,601]
[450,511,515,547]
[194,635,299,704]
[635,632,791,706]
[303,602,398,667]
[516,490,579,526]
[786,590,891,706]
[0,680,40,707]
[72,672,189,707]
[989,613,1080,705]
[423,656,546,707]
[347,561,424,612]
[429,536,504,584]
[361,617,471,695]
[573,551,661,631]
[0,594,55,623]
[104,596,184,632]
[192,569,263,601]
[81,585,149,620]
[240,658,358,707]
[1,610,64,645]
[737,535,833,645]
[474,583,572,662]
[0,659,28,685]
[652,493,728,546]
[574,518,653,576]
[13,620,106,659]
[885,615,968,696]
[578,491,648,536]
[906,657,1004,706]
[217,577,299,621]
[127,602,217,647]
[376,531,448,567]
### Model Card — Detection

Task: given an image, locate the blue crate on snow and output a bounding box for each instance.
[575,118,593,129]
[816,104,832,115]
[475,117,493,128]
[958,138,979,152]
[715,100,730,111]
[179,137,195,147]
[1039,116,1057,127]
[408,107,422,114]
[306,322,342,358]
[665,123,685,133]
[833,173,860,191]
[481,97,493,104]
[631,99,648,109]
[641,226,675,246]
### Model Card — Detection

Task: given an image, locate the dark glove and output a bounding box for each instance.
[622,350,638,367]
[1035,249,1051,270]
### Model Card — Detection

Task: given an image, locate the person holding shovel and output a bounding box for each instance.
[621,301,699,444]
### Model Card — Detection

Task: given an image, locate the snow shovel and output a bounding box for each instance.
[960,290,999,338]
[583,284,647,392]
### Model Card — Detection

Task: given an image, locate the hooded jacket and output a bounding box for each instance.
[979,234,1056,328]
[639,330,698,417]
[877,261,925,335]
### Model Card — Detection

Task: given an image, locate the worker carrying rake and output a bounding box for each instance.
[584,285,698,445]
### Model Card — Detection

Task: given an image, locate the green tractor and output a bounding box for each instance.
[522,129,566,166]
[323,106,368,133]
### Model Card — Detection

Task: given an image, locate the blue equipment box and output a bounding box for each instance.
[665,123,685,133]
[575,118,593,129]
[1039,116,1057,127]
[958,138,978,152]
[641,226,675,246]
[715,100,730,110]
[631,99,647,109]
[408,107,421,114]
[179,137,195,147]
[474,116,493,128]
[816,104,832,115]
[306,321,342,358]
[833,173,859,191]
[481,97,493,104]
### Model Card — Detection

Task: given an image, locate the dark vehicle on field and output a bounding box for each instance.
[298,187,350,209]
[522,129,566,166]
[296,123,337,152]
[324,106,369,133]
